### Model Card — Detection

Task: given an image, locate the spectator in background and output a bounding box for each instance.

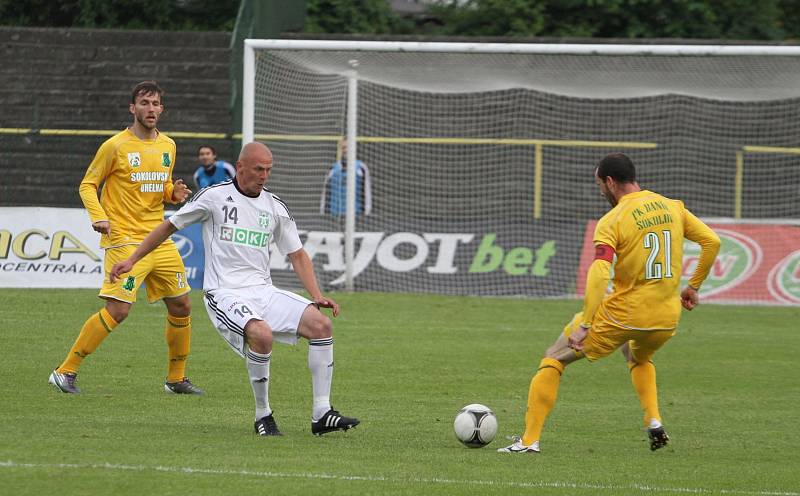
[320,139,372,216]
[193,145,235,191]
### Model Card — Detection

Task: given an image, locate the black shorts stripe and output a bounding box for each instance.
[208,303,245,338]
[204,293,246,338]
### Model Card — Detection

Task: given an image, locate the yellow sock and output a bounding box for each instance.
[629,360,661,427]
[165,314,192,382]
[57,308,118,374]
[521,357,565,446]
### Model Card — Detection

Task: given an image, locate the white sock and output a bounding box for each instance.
[308,338,333,421]
[246,349,271,420]
[648,418,662,429]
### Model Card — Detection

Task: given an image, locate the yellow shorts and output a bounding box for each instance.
[564,312,675,363]
[100,243,190,304]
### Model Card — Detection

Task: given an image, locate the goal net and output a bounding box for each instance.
[244,40,800,305]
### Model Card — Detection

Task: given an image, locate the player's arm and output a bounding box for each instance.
[581,245,614,325]
[680,209,721,310]
[569,245,613,350]
[79,142,114,234]
[163,177,192,204]
[166,178,191,203]
[287,248,339,317]
[109,220,177,282]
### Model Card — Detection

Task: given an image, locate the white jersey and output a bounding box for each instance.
[169,179,303,290]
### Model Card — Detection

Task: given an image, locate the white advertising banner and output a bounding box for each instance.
[0,207,104,288]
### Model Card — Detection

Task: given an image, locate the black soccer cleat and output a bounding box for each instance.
[311,408,360,436]
[254,414,283,436]
[648,426,670,451]
[164,377,205,395]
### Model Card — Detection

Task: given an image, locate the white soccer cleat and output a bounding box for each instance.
[49,369,80,394]
[497,437,540,454]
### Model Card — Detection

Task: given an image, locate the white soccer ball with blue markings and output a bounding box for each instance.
[453,403,498,448]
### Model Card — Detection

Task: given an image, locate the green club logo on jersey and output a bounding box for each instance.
[127,152,141,168]
[162,152,171,167]
[122,275,135,291]
[258,212,270,229]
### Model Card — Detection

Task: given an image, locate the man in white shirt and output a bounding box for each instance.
[110,142,359,437]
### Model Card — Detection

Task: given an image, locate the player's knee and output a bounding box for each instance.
[247,325,273,354]
[106,304,130,323]
[165,296,191,317]
[309,315,332,340]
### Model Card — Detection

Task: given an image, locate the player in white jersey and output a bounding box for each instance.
[110,142,359,437]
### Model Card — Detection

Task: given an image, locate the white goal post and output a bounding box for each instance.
[241,39,800,304]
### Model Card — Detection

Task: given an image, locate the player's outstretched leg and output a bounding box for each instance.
[498,357,565,454]
[499,322,585,455]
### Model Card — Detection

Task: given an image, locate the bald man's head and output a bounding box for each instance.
[238,142,271,162]
[235,142,273,196]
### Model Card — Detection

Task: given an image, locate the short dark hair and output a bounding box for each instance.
[131,81,163,104]
[197,145,216,155]
[597,153,636,184]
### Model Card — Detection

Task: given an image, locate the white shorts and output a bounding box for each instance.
[202,285,312,358]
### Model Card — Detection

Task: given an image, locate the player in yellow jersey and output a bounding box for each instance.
[499,153,720,454]
[48,81,204,395]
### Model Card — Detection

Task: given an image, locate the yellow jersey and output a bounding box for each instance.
[79,128,178,249]
[592,190,719,330]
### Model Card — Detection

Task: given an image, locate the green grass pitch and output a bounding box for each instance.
[0,289,798,495]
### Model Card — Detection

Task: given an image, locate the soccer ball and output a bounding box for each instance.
[453,403,498,448]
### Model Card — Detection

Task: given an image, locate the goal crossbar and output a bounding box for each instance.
[244,39,800,57]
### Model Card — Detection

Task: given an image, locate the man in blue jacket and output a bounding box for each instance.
[193,145,235,191]
[320,139,372,216]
